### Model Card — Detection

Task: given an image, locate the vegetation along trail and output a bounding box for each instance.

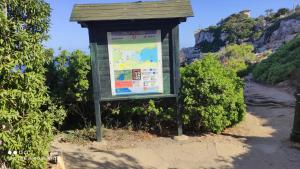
[51,76,300,169]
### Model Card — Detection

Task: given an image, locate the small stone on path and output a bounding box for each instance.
[173,135,189,141]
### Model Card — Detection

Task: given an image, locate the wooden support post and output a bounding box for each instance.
[171,24,183,136]
[94,100,102,141]
[176,97,183,136]
[291,84,300,142]
[90,43,102,142]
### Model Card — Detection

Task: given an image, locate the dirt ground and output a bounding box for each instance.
[51,78,300,169]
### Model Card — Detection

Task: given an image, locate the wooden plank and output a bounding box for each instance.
[97,32,112,99]
[70,0,193,21]
[86,19,177,31]
[100,94,177,102]
[72,13,192,22]
[72,1,192,11]
[172,26,180,95]
[90,42,102,141]
[71,7,192,14]
[73,6,192,12]
[162,29,171,94]
[171,25,183,136]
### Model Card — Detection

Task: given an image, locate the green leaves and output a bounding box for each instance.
[0,1,65,168]
[219,44,256,76]
[47,50,91,102]
[181,56,246,133]
[253,35,300,84]
[199,11,262,53]
[45,49,91,128]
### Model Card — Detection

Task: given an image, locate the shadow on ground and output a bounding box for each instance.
[208,105,300,169]
[62,149,153,169]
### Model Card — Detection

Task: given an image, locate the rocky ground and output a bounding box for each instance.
[51,77,300,169]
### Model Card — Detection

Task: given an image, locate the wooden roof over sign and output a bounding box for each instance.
[70,0,194,22]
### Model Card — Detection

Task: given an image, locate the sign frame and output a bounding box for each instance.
[83,19,182,141]
[107,30,164,96]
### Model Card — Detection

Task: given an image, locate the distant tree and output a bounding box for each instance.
[265,9,274,17]
[274,8,290,18]
[240,9,251,17]
[221,13,257,43]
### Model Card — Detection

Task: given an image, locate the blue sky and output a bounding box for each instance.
[45,0,298,54]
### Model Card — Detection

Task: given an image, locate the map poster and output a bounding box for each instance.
[107,30,163,96]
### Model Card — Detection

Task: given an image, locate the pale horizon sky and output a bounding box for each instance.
[45,0,298,54]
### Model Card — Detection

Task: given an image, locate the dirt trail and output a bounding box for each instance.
[51,78,300,169]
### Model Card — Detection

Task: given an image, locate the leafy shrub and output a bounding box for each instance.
[219,44,256,76]
[101,99,175,135]
[46,49,93,129]
[181,55,246,133]
[0,1,65,168]
[253,35,300,84]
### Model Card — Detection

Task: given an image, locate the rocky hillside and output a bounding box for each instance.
[255,12,300,52]
[195,8,300,53]
[179,46,201,65]
[253,35,300,85]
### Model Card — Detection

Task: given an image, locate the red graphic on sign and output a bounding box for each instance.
[115,81,133,88]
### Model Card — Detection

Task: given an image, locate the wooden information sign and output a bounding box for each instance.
[70,0,193,141]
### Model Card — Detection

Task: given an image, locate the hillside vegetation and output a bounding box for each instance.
[263,10,300,43]
[197,8,300,53]
[197,11,260,53]
[253,35,300,84]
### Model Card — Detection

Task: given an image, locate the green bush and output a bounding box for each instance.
[101,99,175,134]
[0,1,65,168]
[181,55,246,133]
[253,35,300,84]
[220,44,256,76]
[46,49,92,129]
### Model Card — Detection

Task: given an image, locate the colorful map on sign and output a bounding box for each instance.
[107,30,163,96]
